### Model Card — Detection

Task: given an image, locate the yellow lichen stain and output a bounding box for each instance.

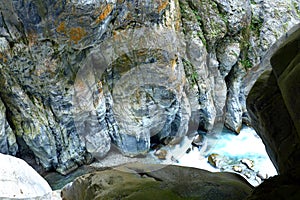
[96,80,103,94]
[56,21,87,44]
[93,81,104,107]
[56,21,67,35]
[181,76,186,85]
[0,53,7,63]
[69,27,87,44]
[44,57,57,73]
[35,68,43,76]
[176,84,182,92]
[95,4,113,24]
[75,79,86,92]
[27,32,38,47]
[112,30,127,41]
[158,1,169,13]
[170,56,177,72]
[169,75,177,82]
[112,30,120,40]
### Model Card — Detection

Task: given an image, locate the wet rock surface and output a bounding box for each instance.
[207,153,267,186]
[61,163,253,200]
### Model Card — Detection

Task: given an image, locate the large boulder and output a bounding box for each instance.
[247,25,300,175]
[246,172,300,200]
[0,153,52,199]
[61,163,253,200]
[246,24,300,199]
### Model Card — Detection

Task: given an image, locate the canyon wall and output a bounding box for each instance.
[0,0,299,174]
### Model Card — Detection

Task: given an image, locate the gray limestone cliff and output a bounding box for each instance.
[0,0,299,174]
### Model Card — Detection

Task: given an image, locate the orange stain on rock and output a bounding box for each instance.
[158,1,169,13]
[170,58,177,72]
[96,4,113,24]
[69,27,87,44]
[0,53,7,63]
[27,32,39,47]
[56,21,67,35]
[75,79,86,91]
[56,21,87,44]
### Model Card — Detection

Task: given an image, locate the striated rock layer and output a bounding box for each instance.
[0,0,299,174]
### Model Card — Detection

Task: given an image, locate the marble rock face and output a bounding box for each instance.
[0,99,17,155]
[73,27,189,157]
[0,0,299,174]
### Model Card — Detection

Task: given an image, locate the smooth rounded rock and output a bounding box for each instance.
[61,163,253,200]
[0,153,52,199]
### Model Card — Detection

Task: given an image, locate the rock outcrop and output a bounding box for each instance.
[0,0,299,174]
[246,24,300,199]
[61,163,253,200]
[0,98,17,155]
[0,153,52,200]
[247,24,300,175]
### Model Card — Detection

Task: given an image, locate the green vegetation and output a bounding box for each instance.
[197,32,207,46]
[192,9,202,22]
[190,7,207,47]
[238,13,255,70]
[182,58,199,87]
[219,12,228,24]
[282,22,289,33]
[292,2,300,19]
[179,0,207,48]
[241,59,252,69]
[250,15,264,35]
[191,71,199,84]
[239,30,253,70]
[208,23,222,39]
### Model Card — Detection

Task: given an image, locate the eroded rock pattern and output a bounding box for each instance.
[0,0,299,173]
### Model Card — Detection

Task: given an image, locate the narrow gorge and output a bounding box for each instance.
[0,0,299,199]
